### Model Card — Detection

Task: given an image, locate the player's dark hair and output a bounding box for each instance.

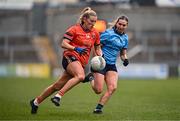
[117,15,128,23]
[109,15,128,29]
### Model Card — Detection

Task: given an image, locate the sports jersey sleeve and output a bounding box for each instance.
[123,34,128,49]
[63,26,76,41]
[100,30,110,45]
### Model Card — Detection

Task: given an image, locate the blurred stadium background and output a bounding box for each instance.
[0,0,179,79]
[0,0,180,120]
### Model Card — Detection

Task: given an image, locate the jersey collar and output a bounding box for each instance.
[113,26,125,35]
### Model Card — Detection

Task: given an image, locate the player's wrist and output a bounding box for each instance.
[124,58,128,61]
[73,47,77,50]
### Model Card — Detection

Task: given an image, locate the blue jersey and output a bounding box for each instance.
[100,28,128,64]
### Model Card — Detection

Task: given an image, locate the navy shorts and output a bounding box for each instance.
[96,64,117,75]
[62,55,78,70]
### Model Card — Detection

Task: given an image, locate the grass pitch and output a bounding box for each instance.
[0,77,180,120]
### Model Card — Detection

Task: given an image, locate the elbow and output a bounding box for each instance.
[61,40,66,49]
[61,43,64,48]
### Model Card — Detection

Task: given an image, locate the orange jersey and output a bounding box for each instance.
[63,24,100,67]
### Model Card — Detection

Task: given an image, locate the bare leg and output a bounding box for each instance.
[51,61,85,106]
[56,61,85,95]
[30,71,72,114]
[93,71,118,114]
[98,71,118,105]
[91,72,105,94]
[36,71,71,104]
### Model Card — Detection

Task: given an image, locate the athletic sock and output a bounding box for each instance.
[55,93,62,98]
[34,98,39,106]
[55,90,64,98]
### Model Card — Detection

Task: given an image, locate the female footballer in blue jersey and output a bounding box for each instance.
[89,15,129,114]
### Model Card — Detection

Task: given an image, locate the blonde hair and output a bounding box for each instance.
[77,7,97,24]
[108,15,128,29]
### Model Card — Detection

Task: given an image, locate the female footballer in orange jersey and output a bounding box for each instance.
[30,7,102,114]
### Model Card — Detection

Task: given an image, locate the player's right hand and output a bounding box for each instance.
[123,59,129,66]
[74,47,87,55]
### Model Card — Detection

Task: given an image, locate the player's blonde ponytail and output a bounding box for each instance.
[77,7,97,24]
[80,7,91,14]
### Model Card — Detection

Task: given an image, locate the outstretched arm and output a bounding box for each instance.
[120,49,129,66]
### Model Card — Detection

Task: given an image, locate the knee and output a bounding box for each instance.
[76,74,85,81]
[93,87,103,94]
[108,85,117,94]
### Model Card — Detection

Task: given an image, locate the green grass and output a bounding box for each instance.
[0,77,180,120]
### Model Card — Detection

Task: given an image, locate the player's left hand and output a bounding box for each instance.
[123,59,129,66]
